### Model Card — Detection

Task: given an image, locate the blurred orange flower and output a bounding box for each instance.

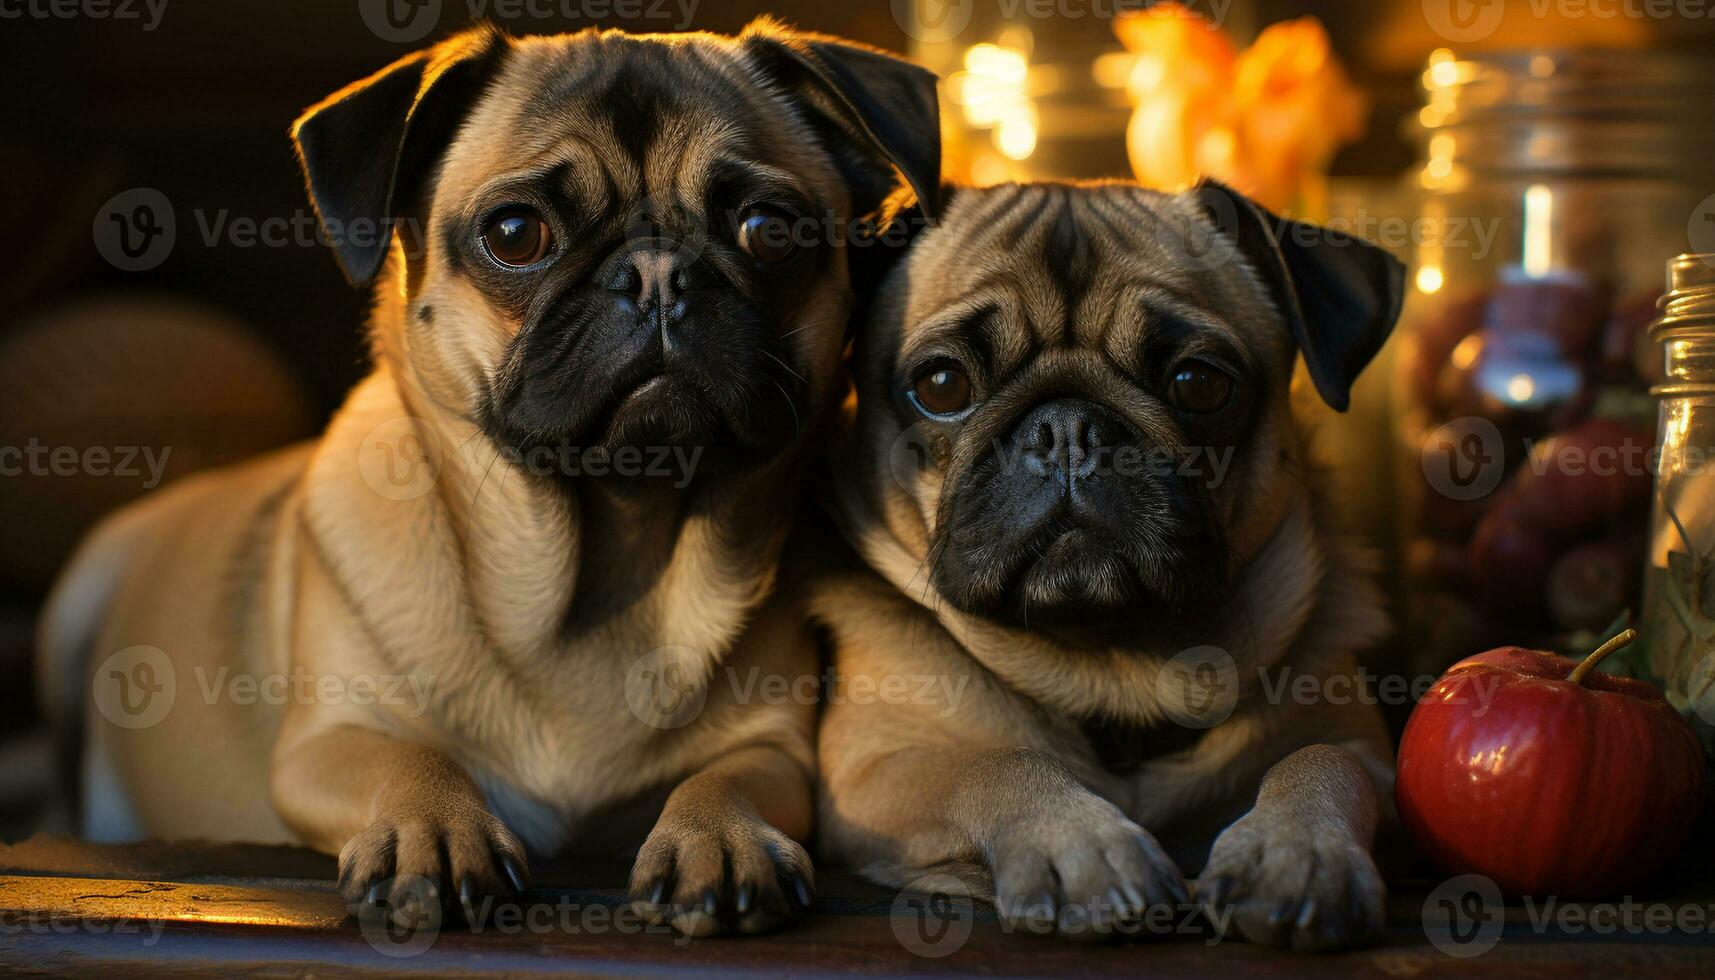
[1116,4,1366,214]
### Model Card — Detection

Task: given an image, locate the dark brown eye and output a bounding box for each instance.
[1169,363,1233,414]
[911,367,974,418]
[481,207,552,267]
[737,208,797,264]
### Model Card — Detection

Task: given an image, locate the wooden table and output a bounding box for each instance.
[1,836,1711,977]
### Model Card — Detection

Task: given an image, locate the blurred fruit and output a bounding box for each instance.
[1509,418,1654,537]
[1468,500,1555,616]
[1546,537,1638,632]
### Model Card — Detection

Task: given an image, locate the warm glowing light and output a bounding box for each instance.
[1451,334,1482,370]
[1522,184,1555,278]
[965,43,1028,84]
[970,153,1011,187]
[1417,265,1445,294]
[957,40,1037,164]
[1429,59,1460,90]
[1092,51,1135,89]
[1507,374,1537,404]
[995,106,1038,160]
[1530,55,1556,78]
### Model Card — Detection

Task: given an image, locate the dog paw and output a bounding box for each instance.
[628,810,814,936]
[1198,812,1385,952]
[338,804,528,928]
[990,796,1189,941]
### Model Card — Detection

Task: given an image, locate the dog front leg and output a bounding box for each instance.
[826,744,1189,939]
[1199,742,1386,951]
[271,724,527,925]
[628,742,815,936]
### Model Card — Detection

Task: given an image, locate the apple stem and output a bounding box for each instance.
[1569,628,1638,686]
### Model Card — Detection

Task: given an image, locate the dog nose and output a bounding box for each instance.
[623,249,688,315]
[609,248,694,354]
[1014,399,1122,489]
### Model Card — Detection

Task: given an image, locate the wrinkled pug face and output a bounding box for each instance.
[849,182,1402,637]
[292,22,940,478]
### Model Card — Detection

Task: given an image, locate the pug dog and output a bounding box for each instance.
[38,19,939,936]
[812,180,1405,950]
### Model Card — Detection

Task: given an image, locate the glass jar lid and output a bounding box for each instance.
[1415,50,1715,180]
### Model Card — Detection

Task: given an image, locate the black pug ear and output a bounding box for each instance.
[291,25,507,285]
[1183,179,1406,412]
[741,18,943,222]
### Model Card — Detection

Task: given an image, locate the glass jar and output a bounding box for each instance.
[1640,254,1715,757]
[1395,50,1715,678]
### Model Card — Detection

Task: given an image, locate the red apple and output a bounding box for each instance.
[1396,630,1705,896]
